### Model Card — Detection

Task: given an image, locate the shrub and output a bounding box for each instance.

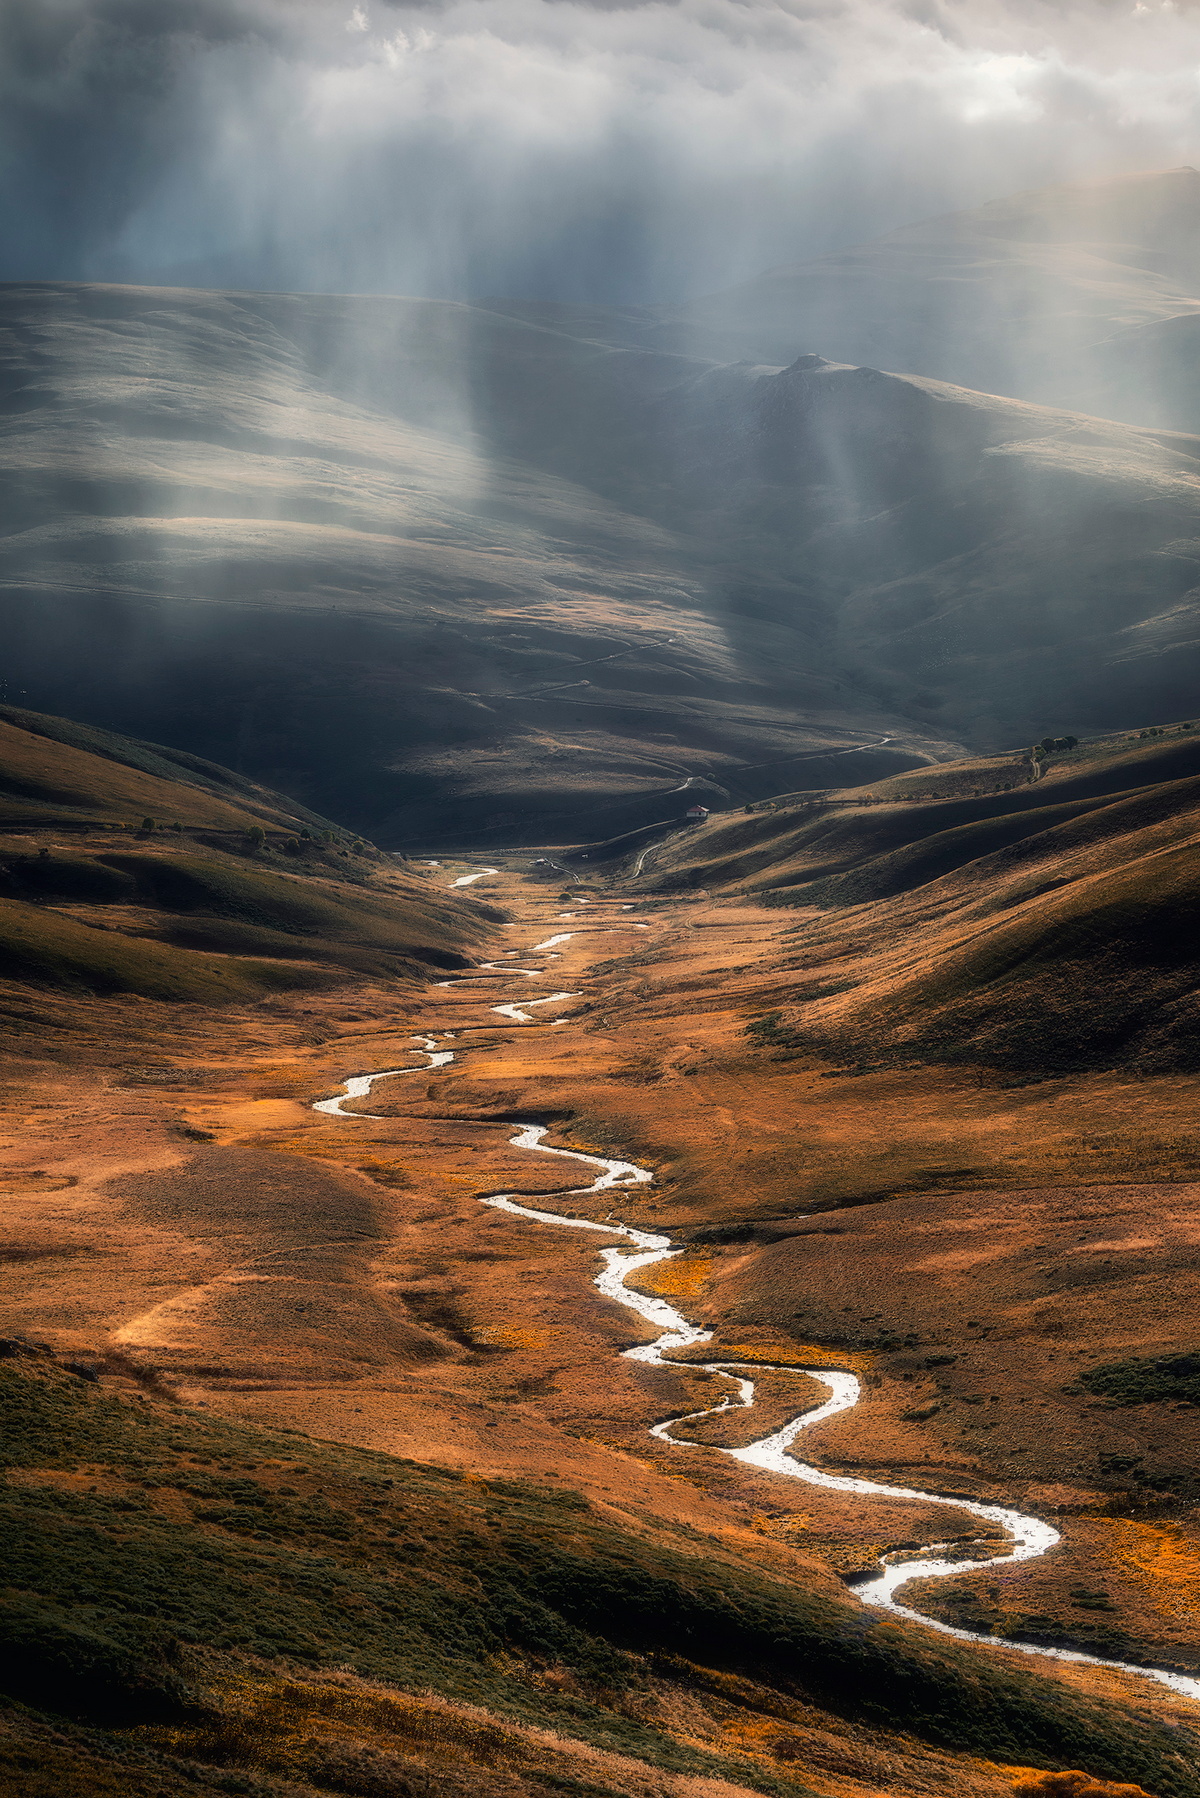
[0,1598,195,1723]
[1078,1352,1200,1407]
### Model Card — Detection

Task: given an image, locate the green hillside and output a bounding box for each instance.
[1,1349,1195,1798]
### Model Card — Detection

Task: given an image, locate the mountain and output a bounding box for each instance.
[656,167,1200,424]
[501,167,1200,433]
[0,281,942,845]
[9,260,1200,840]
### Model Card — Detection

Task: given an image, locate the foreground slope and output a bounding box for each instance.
[3,1348,1192,1798]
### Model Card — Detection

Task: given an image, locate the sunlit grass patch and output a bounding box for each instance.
[687,1341,875,1374]
[632,1256,713,1300]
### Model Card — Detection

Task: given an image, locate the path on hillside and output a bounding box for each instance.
[314,873,1200,1705]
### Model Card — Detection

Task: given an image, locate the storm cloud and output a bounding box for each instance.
[5,0,1200,303]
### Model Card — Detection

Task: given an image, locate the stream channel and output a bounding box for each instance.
[315,882,1200,1705]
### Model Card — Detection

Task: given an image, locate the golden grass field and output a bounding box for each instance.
[5,714,1200,1796]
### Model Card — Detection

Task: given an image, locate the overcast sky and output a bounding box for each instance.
[5,0,1200,304]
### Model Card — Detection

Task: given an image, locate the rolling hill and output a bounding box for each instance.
[0,281,941,845]
[0,704,493,1009]
[10,237,1200,838]
[640,720,1200,1076]
[654,167,1200,425]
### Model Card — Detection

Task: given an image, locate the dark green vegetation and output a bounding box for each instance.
[1079,1356,1200,1410]
[2,1351,1198,1798]
[917,1582,1134,1666]
[0,706,493,1003]
[653,723,1200,1074]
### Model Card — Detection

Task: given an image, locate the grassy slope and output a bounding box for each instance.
[0,707,338,833]
[1,1351,1196,1798]
[0,707,493,1003]
[644,724,1200,1073]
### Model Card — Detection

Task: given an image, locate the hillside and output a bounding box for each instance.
[0,705,493,1010]
[502,167,1200,438]
[656,167,1200,426]
[7,807,1200,1795]
[641,720,1200,1074]
[0,282,939,845]
[4,1347,1192,1798]
[12,264,1200,833]
[621,358,1200,749]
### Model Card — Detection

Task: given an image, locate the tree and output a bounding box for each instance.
[244,825,265,850]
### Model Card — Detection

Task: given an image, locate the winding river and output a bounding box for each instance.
[314,895,1200,1704]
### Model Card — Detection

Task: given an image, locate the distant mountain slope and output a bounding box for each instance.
[656,167,1200,425]
[632,356,1200,748]
[9,250,1200,836]
[0,282,937,844]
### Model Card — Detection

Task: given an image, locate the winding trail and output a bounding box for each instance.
[313,893,1200,1704]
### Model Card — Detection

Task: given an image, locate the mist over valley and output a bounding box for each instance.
[12,173,1200,840]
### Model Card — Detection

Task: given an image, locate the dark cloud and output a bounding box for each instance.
[2,0,1200,302]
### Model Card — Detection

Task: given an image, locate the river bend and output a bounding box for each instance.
[312,897,1200,1705]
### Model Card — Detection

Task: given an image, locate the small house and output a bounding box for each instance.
[685,804,709,821]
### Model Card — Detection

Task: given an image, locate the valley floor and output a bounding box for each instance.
[4,856,1200,1796]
